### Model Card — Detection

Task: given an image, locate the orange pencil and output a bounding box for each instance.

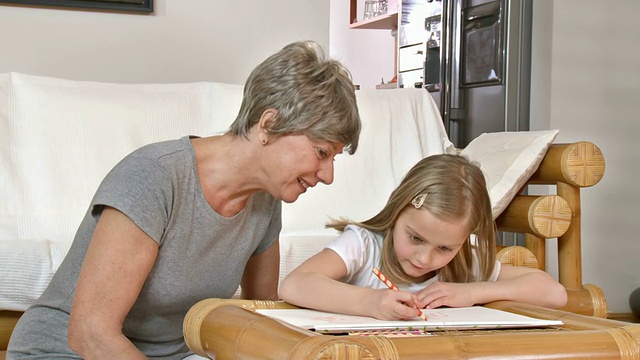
[372,266,427,320]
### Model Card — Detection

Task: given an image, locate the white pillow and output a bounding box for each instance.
[460,130,560,219]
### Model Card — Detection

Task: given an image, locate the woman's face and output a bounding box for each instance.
[392,206,470,282]
[266,134,344,203]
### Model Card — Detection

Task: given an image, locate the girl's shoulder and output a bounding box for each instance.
[343,224,384,247]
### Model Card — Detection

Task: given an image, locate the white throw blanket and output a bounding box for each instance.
[0,72,454,311]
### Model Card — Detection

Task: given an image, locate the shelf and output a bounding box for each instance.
[349,11,398,30]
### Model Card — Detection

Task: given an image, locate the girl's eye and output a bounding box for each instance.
[438,246,453,253]
[411,235,423,243]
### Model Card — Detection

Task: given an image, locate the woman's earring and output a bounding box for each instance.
[411,194,427,209]
[261,138,268,145]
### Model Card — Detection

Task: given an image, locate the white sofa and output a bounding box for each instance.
[1,73,612,357]
[0,72,456,312]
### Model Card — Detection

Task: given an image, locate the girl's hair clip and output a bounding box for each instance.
[411,194,427,209]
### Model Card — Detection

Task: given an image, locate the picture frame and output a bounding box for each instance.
[0,0,153,13]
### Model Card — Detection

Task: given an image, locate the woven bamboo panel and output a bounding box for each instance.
[496,195,571,238]
[290,337,384,360]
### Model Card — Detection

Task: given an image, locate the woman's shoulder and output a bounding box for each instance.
[129,136,191,158]
[112,137,196,177]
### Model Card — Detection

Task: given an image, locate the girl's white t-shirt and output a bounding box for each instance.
[325,224,501,293]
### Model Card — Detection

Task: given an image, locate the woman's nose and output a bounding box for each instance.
[317,160,335,185]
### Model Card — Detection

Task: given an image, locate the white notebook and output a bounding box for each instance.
[257,306,563,334]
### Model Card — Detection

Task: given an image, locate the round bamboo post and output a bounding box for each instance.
[184,300,399,359]
[558,284,609,318]
[496,194,571,238]
[184,301,314,359]
[525,233,546,271]
[529,142,605,187]
[557,181,583,289]
[496,246,539,269]
[183,298,300,358]
[526,141,605,292]
[494,247,607,318]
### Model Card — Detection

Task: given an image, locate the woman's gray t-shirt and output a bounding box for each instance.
[7,136,281,359]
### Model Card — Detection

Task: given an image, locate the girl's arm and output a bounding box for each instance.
[68,206,158,359]
[415,264,568,309]
[279,249,422,320]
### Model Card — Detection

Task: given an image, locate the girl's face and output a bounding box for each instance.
[267,134,344,203]
[392,206,470,282]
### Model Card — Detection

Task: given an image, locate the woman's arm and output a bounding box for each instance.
[415,264,568,309]
[279,249,421,320]
[68,206,159,359]
[240,238,280,300]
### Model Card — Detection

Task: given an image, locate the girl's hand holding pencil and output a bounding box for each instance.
[373,267,427,320]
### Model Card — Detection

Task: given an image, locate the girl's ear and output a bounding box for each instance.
[258,109,277,145]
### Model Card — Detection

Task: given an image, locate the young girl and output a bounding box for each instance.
[279,154,567,321]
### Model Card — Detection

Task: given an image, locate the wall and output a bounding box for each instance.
[329,0,395,90]
[0,0,391,89]
[0,0,329,84]
[542,0,640,314]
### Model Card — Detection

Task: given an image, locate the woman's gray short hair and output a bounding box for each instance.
[229,41,361,154]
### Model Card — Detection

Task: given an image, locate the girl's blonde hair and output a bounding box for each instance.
[327,153,497,285]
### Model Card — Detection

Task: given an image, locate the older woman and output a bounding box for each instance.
[7,41,361,360]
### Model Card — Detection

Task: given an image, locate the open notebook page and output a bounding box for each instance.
[256,306,563,334]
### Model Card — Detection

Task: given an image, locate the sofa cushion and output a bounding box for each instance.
[460,129,560,218]
[0,72,243,310]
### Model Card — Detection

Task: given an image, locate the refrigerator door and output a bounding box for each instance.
[426,0,532,148]
[419,0,533,247]
[457,0,506,148]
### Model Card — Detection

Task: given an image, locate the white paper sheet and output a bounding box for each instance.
[257,306,563,333]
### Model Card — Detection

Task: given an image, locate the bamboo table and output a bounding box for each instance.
[183,298,639,360]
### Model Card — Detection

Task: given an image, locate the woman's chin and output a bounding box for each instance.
[280,191,302,203]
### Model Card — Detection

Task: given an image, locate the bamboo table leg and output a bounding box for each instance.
[557,181,582,290]
[525,233,546,271]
